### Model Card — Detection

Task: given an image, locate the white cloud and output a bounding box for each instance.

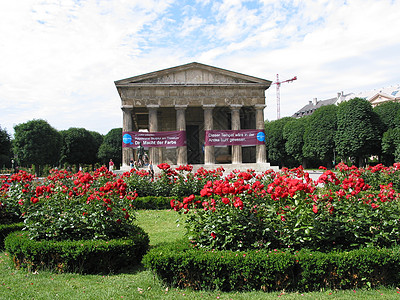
[179,16,205,37]
[0,0,399,136]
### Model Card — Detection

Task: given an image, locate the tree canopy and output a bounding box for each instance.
[373,101,400,131]
[0,126,12,168]
[303,104,337,168]
[60,127,102,166]
[283,116,308,166]
[13,119,61,174]
[265,117,294,167]
[98,128,122,167]
[335,98,382,166]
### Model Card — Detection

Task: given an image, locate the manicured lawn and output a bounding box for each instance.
[1,210,400,299]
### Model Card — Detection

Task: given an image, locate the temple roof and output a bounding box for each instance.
[115,62,272,87]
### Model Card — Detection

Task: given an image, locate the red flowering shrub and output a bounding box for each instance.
[0,170,36,223]
[172,164,400,252]
[122,163,222,198]
[1,167,140,241]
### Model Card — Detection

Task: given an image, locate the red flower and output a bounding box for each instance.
[211,232,216,239]
[222,197,230,205]
[371,203,379,209]
[233,197,243,210]
[312,204,318,214]
[157,163,171,170]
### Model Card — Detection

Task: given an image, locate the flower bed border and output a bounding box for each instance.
[5,229,149,274]
[143,241,400,292]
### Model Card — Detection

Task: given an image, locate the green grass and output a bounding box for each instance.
[1,210,400,299]
[135,209,186,246]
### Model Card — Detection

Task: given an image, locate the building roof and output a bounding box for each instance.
[115,62,272,87]
[341,84,400,103]
[292,84,400,118]
[292,94,345,118]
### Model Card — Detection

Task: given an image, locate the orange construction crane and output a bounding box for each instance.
[273,74,297,119]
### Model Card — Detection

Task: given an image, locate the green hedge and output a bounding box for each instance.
[5,228,150,274]
[143,241,400,292]
[0,222,24,249]
[131,196,173,210]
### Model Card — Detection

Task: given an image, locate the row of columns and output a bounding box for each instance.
[121,104,267,167]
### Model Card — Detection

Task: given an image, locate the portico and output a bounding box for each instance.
[115,62,272,169]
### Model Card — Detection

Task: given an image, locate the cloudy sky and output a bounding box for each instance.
[1,0,399,136]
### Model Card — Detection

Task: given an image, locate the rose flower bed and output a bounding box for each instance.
[144,163,400,291]
[1,167,149,273]
[0,164,224,273]
[3,163,400,289]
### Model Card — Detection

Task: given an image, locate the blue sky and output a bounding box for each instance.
[1,0,399,136]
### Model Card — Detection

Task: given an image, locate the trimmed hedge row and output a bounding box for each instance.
[5,228,150,274]
[131,196,173,210]
[0,222,24,249]
[143,241,400,292]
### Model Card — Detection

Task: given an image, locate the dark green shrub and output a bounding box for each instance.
[297,247,400,290]
[143,240,297,291]
[0,222,24,249]
[129,196,173,210]
[5,228,149,274]
[143,241,400,292]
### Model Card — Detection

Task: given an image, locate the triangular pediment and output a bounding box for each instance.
[369,92,394,105]
[115,62,271,86]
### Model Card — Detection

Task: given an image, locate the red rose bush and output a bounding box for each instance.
[1,167,140,241]
[171,163,400,252]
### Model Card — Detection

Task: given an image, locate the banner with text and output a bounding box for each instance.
[205,129,266,147]
[122,131,186,148]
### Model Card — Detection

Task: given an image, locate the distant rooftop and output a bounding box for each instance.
[292,84,400,118]
[340,84,400,103]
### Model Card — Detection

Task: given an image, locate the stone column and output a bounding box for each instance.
[176,105,187,165]
[122,105,134,168]
[231,104,242,164]
[147,105,160,165]
[255,104,267,163]
[203,105,215,164]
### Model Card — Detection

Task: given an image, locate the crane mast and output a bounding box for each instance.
[273,74,297,119]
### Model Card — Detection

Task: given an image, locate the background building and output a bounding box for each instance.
[293,85,400,118]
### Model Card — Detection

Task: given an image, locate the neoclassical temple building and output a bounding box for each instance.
[115,62,274,170]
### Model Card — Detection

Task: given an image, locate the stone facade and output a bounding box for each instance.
[115,62,272,168]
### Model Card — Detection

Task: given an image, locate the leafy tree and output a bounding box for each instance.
[374,102,400,165]
[335,98,382,167]
[89,130,104,155]
[283,116,308,167]
[60,128,100,167]
[373,101,400,131]
[13,119,61,175]
[98,128,122,168]
[303,105,338,168]
[0,126,12,168]
[382,128,400,165]
[264,117,294,167]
